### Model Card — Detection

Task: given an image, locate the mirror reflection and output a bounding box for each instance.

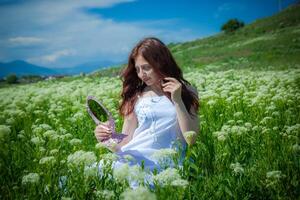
[87,99,108,123]
[86,95,128,147]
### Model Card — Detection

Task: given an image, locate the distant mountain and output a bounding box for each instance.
[54,60,121,75]
[0,60,121,78]
[0,60,57,78]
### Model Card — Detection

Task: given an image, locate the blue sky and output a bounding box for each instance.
[0,0,297,68]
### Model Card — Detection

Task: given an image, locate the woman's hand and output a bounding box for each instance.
[161,77,183,103]
[94,121,112,142]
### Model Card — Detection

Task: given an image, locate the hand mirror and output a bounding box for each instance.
[86,96,127,147]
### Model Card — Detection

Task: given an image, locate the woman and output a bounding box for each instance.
[94,37,199,172]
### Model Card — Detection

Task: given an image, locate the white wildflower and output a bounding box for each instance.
[30,137,45,145]
[69,138,82,146]
[213,131,227,141]
[260,117,272,125]
[207,99,216,106]
[113,163,145,184]
[244,122,252,129]
[6,118,15,125]
[292,144,300,152]
[49,149,59,155]
[233,112,243,118]
[230,162,244,175]
[17,133,25,139]
[153,168,181,186]
[84,165,98,179]
[171,179,189,188]
[39,147,46,153]
[266,170,282,179]
[113,163,130,182]
[67,150,97,167]
[58,127,67,134]
[128,165,145,184]
[0,125,11,140]
[101,153,118,162]
[272,111,280,117]
[60,133,73,140]
[43,130,59,141]
[151,148,177,167]
[39,156,56,165]
[237,120,244,124]
[22,173,40,185]
[95,190,115,200]
[218,134,226,141]
[120,186,156,200]
[39,124,52,131]
[227,120,235,125]
[61,197,72,200]
[230,126,247,135]
[32,126,43,135]
[183,131,197,145]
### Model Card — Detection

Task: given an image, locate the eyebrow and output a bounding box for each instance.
[135,64,150,69]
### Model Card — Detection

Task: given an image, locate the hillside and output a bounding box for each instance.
[169,4,300,71]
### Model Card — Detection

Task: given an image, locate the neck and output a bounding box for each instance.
[147,83,164,95]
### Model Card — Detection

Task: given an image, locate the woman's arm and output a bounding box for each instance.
[162,78,200,145]
[174,86,200,145]
[113,111,138,152]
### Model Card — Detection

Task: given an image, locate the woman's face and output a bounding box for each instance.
[135,54,161,86]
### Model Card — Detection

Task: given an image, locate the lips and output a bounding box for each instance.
[143,78,150,82]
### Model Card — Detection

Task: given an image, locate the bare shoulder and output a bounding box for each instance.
[185,84,199,98]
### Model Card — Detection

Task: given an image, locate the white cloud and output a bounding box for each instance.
[0,0,201,68]
[8,36,46,46]
[28,49,76,64]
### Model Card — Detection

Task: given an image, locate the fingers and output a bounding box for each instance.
[161,77,180,87]
[101,121,113,129]
[94,126,112,135]
[163,77,179,83]
[94,123,112,142]
[161,80,173,86]
[94,130,111,142]
[162,82,177,91]
[162,86,172,93]
[95,135,110,142]
[98,124,110,131]
[94,120,114,142]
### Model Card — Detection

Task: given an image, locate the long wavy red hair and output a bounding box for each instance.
[119,37,199,117]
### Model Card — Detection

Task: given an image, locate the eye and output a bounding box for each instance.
[135,66,140,73]
[143,64,151,71]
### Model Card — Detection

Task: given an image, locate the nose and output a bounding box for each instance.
[139,69,147,77]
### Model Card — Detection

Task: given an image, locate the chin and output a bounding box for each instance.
[147,81,155,86]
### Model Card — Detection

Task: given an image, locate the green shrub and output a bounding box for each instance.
[5,74,18,84]
[221,18,245,34]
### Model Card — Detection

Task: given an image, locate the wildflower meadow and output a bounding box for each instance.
[0,67,299,199]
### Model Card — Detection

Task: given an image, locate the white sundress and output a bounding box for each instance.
[97,94,187,181]
[58,95,188,191]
